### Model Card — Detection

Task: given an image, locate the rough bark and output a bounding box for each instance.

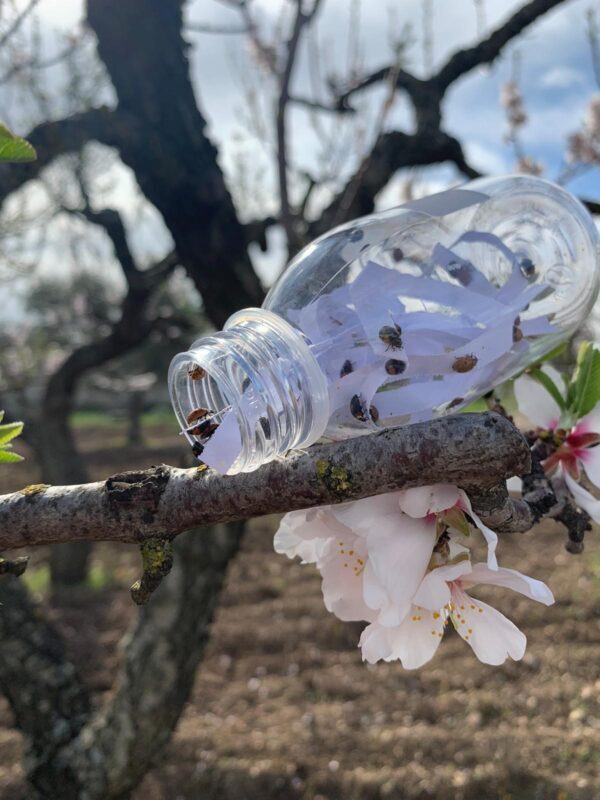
[60,522,244,800]
[0,412,532,551]
[0,522,242,800]
[0,576,91,797]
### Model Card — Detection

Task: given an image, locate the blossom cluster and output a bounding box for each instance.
[567,94,600,166]
[514,365,600,522]
[274,485,553,669]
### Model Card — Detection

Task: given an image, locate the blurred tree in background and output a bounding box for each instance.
[0,0,598,797]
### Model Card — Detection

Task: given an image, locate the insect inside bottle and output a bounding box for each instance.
[188,364,206,380]
[369,404,379,423]
[259,417,271,438]
[512,316,523,342]
[186,407,212,425]
[385,358,407,375]
[191,442,204,457]
[378,323,402,351]
[447,397,464,409]
[519,257,536,278]
[350,394,369,422]
[188,419,219,438]
[451,354,478,373]
[339,359,354,377]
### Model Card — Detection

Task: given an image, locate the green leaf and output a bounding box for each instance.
[0,421,23,446]
[529,367,566,412]
[0,450,24,463]
[568,341,600,419]
[0,123,36,163]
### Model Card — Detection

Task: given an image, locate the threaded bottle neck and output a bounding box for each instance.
[168,309,330,474]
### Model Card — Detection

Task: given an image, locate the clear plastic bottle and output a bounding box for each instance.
[169,175,600,474]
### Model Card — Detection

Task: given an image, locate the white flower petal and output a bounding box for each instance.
[412,560,472,610]
[463,563,554,605]
[579,445,600,489]
[320,538,375,622]
[359,622,395,663]
[397,484,460,518]
[513,372,561,430]
[331,493,401,534]
[458,495,498,570]
[563,468,600,522]
[450,585,526,665]
[366,514,437,624]
[359,607,445,668]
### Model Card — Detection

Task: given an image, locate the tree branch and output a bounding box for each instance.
[0,106,118,206]
[309,129,477,237]
[0,413,531,551]
[435,0,571,93]
[276,0,323,252]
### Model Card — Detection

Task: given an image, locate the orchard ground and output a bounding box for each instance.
[0,419,598,800]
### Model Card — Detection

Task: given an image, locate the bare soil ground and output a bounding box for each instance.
[0,425,599,800]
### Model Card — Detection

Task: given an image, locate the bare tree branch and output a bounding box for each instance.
[0,0,42,48]
[435,0,572,93]
[0,106,118,206]
[337,0,570,107]
[310,129,478,237]
[276,0,324,252]
[0,413,531,551]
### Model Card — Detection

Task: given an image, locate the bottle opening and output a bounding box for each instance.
[168,309,330,474]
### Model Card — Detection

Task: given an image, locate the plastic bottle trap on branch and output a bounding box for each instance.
[169,176,600,474]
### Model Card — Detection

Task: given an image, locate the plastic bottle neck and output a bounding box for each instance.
[168,308,330,473]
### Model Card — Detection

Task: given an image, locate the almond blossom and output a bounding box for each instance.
[360,557,553,668]
[514,365,600,520]
[274,485,552,668]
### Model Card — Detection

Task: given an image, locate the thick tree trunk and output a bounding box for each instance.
[31,388,93,588]
[0,521,243,799]
[86,0,265,328]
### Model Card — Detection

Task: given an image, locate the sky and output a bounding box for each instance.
[1,0,599,294]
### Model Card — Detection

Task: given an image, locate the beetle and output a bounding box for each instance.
[385,358,407,376]
[186,407,211,425]
[188,364,206,380]
[339,359,354,377]
[512,316,523,342]
[350,394,369,422]
[451,354,478,373]
[188,420,219,438]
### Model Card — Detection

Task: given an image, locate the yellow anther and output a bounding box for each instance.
[468,628,473,634]
[348,550,354,555]
[478,608,483,613]
[433,612,440,619]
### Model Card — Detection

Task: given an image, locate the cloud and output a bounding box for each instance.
[540,66,585,89]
